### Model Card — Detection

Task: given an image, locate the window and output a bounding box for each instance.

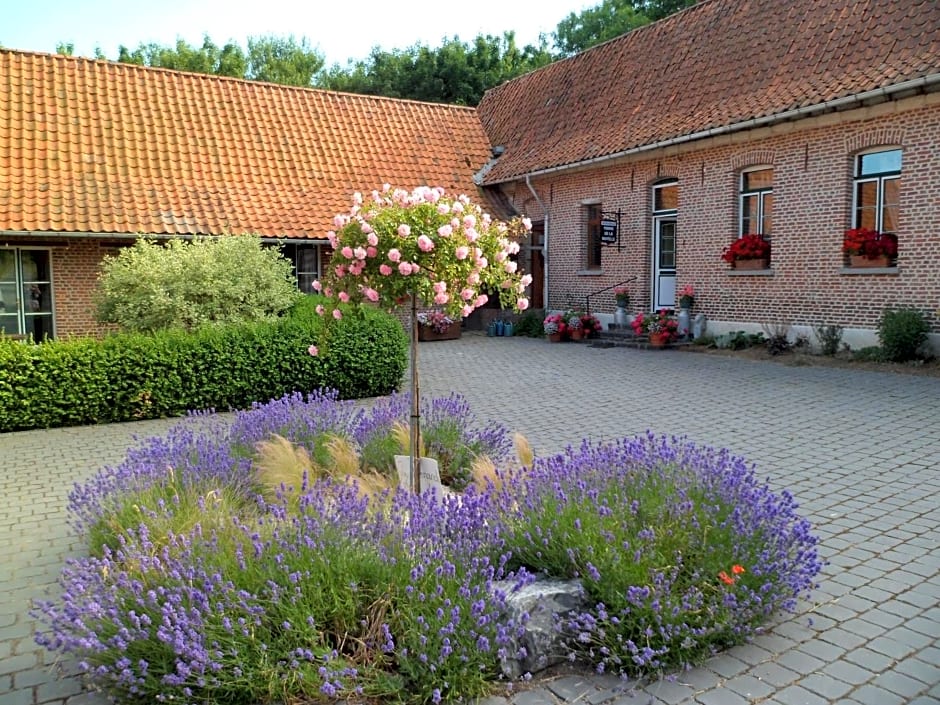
[854,148,901,233]
[281,243,321,293]
[740,168,773,237]
[584,204,602,269]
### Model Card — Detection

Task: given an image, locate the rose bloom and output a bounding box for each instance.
[332,309,343,320]
[397,224,411,237]
[434,292,449,305]
[341,246,354,259]
[338,291,350,303]
[455,245,469,260]
[307,344,319,356]
[398,262,413,276]
[517,298,529,311]
[418,235,435,252]
[388,248,402,262]
[379,264,393,276]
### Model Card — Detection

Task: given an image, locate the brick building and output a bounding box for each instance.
[476,0,940,348]
[2,0,938,347]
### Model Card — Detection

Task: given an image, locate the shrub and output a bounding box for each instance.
[95,235,302,332]
[878,307,930,362]
[36,395,822,704]
[814,324,843,356]
[0,298,407,432]
[513,311,545,338]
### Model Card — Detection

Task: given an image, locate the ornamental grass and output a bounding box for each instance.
[35,393,821,704]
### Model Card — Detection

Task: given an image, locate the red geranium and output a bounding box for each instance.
[721,234,771,264]
[843,228,898,259]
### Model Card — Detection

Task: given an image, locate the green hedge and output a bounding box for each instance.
[0,298,407,432]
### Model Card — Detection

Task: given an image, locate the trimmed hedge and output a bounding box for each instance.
[0,298,407,432]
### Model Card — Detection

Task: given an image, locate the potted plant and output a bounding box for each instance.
[721,234,771,270]
[842,228,897,267]
[614,286,630,308]
[580,312,603,339]
[416,310,461,341]
[678,284,695,309]
[566,312,585,341]
[543,312,567,342]
[630,309,679,347]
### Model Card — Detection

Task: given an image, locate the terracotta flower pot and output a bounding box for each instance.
[418,322,461,341]
[547,331,564,342]
[569,329,584,341]
[648,332,670,347]
[733,258,770,271]
[849,254,892,268]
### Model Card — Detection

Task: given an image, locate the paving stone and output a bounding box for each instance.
[748,661,800,688]
[822,659,876,686]
[851,684,907,705]
[694,687,750,705]
[723,674,775,700]
[797,673,854,700]
[0,688,35,705]
[510,689,558,705]
[774,649,826,676]
[704,655,748,679]
[769,684,828,705]
[894,657,940,687]
[871,670,932,699]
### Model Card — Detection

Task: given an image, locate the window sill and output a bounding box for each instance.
[576,269,603,276]
[727,268,774,276]
[840,266,899,275]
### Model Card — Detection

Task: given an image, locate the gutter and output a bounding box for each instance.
[494,74,940,184]
[1,231,327,245]
[525,175,549,311]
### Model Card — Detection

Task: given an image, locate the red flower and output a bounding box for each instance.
[718,571,735,585]
[732,564,745,575]
[842,228,897,259]
[721,234,771,264]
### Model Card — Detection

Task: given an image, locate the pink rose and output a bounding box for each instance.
[315,304,325,315]
[398,262,413,276]
[341,246,354,259]
[461,304,473,317]
[334,265,346,277]
[332,309,343,320]
[463,215,476,229]
[307,345,319,356]
[397,224,411,237]
[522,217,532,230]
[388,249,402,263]
[366,246,377,258]
[367,233,379,246]
[379,264,393,276]
[418,235,435,252]
[433,281,447,294]
[434,292,449,305]
[504,261,518,274]
[475,294,488,307]
[338,291,350,303]
[312,280,322,292]
[461,288,475,301]
[437,224,453,238]
[363,287,379,302]
[517,298,530,311]
[353,247,367,260]
[455,246,469,260]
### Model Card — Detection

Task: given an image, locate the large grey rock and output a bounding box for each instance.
[493,578,588,679]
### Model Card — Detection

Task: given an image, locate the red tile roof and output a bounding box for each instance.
[0,50,495,238]
[476,0,940,184]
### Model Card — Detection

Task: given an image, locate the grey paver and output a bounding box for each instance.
[4,337,940,705]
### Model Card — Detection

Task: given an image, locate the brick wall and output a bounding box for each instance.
[51,239,116,338]
[501,95,940,345]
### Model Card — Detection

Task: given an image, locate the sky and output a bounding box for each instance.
[1,0,595,67]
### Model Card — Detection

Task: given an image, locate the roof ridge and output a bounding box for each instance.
[0,47,479,114]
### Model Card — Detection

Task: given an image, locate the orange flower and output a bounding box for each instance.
[732,564,745,575]
[718,571,734,585]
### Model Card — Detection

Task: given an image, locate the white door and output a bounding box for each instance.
[653,217,677,310]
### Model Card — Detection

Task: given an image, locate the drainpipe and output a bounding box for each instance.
[500,74,940,183]
[525,175,549,311]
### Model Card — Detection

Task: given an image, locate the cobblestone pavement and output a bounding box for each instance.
[2,334,938,705]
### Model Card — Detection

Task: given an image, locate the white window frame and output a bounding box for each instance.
[739,166,773,238]
[852,148,901,234]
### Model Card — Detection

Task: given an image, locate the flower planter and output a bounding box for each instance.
[648,332,670,348]
[849,254,892,268]
[547,332,564,343]
[733,258,770,271]
[569,329,584,341]
[418,322,462,341]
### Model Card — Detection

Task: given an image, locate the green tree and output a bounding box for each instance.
[95,235,301,333]
[553,0,697,55]
[318,32,552,105]
[246,35,324,86]
[116,35,247,77]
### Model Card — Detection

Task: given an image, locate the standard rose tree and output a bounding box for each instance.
[310,184,532,491]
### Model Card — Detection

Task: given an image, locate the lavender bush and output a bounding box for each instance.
[491,433,823,675]
[35,395,821,704]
